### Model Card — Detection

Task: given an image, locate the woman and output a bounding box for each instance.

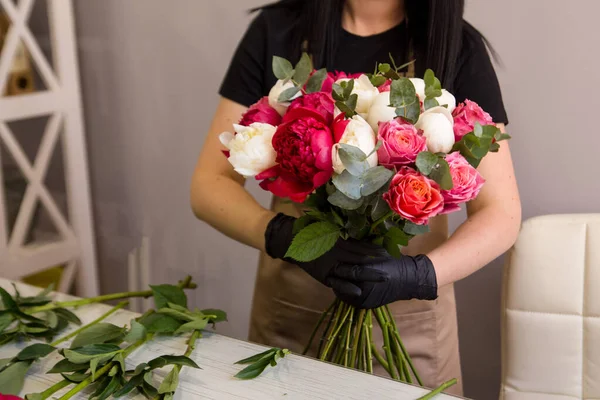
[191,0,521,394]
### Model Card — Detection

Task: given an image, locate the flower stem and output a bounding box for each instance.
[27,379,71,400]
[343,308,354,367]
[316,300,340,357]
[303,300,335,355]
[56,336,150,400]
[375,307,399,380]
[320,303,351,361]
[350,309,365,368]
[385,305,423,386]
[416,379,458,400]
[50,301,129,347]
[369,211,395,235]
[365,311,374,373]
[27,276,195,314]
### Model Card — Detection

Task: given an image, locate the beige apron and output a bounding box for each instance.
[249,58,463,395]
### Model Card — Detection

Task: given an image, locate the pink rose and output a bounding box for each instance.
[239,97,282,126]
[377,119,427,168]
[440,152,485,214]
[258,113,333,203]
[452,99,494,141]
[285,92,335,125]
[384,167,444,225]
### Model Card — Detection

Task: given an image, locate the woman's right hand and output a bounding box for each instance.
[265,213,390,298]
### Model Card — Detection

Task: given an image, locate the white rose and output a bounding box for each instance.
[268,79,301,116]
[332,115,378,174]
[336,75,379,118]
[415,106,455,154]
[219,122,277,177]
[366,91,397,132]
[410,78,456,113]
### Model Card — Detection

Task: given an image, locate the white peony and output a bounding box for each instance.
[415,106,455,154]
[219,122,278,177]
[268,79,301,116]
[332,115,378,174]
[366,91,397,132]
[410,77,456,113]
[335,75,379,118]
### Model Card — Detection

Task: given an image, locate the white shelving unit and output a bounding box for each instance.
[0,0,98,296]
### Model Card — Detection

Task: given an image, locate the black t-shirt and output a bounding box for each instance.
[219,8,508,124]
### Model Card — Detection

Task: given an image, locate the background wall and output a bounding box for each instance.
[63,1,600,399]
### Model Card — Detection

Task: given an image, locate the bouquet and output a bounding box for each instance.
[220,53,510,384]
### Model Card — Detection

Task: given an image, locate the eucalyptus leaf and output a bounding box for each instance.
[424,69,442,98]
[48,359,90,374]
[495,133,511,142]
[284,221,341,262]
[395,102,421,124]
[306,68,327,93]
[346,212,369,240]
[370,75,387,87]
[70,323,126,349]
[293,53,312,84]
[124,320,147,344]
[150,284,187,309]
[272,56,294,80]
[489,142,500,152]
[424,97,439,110]
[415,151,439,175]
[278,86,301,103]
[332,170,362,200]
[371,197,391,221]
[378,63,391,73]
[342,78,355,99]
[429,158,453,190]
[346,93,358,112]
[16,343,56,361]
[389,78,417,107]
[158,367,180,394]
[338,144,369,176]
[336,101,357,118]
[139,313,182,334]
[403,221,430,235]
[0,360,31,395]
[332,83,345,101]
[473,122,483,137]
[360,166,394,196]
[327,190,364,211]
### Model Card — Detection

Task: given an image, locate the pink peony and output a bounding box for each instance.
[285,92,335,126]
[0,395,25,400]
[384,167,444,225]
[239,97,282,126]
[378,79,392,92]
[440,152,485,214]
[452,100,494,141]
[377,119,427,168]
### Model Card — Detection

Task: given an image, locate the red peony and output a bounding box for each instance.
[452,99,494,141]
[285,92,335,125]
[239,97,282,126]
[440,152,485,214]
[377,119,427,167]
[378,79,392,92]
[384,167,444,225]
[257,113,333,202]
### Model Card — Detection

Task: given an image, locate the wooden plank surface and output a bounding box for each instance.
[0,279,462,399]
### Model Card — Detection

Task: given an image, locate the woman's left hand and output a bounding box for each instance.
[333,255,438,309]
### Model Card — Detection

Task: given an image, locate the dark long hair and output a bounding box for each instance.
[252,0,494,90]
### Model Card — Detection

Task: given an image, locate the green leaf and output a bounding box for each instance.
[277,86,301,102]
[346,212,369,240]
[62,371,91,383]
[90,356,103,380]
[272,56,294,80]
[489,142,500,152]
[389,78,417,108]
[70,322,126,349]
[360,166,394,196]
[0,287,17,310]
[156,308,194,322]
[424,69,442,98]
[235,348,277,365]
[332,83,345,101]
[16,343,56,360]
[148,355,200,370]
[424,97,439,110]
[305,68,327,93]
[327,190,364,211]
[338,143,369,176]
[371,197,391,221]
[141,380,159,398]
[174,319,208,335]
[293,215,313,235]
[113,352,126,373]
[0,360,31,395]
[0,312,14,332]
[48,359,90,374]
[429,158,453,190]
[336,101,357,118]
[415,151,439,175]
[346,93,358,112]
[284,221,341,262]
[0,357,12,369]
[378,63,391,73]
[403,221,430,235]
[133,362,149,375]
[54,307,82,325]
[473,122,483,137]
[201,309,228,324]
[394,102,421,124]
[383,227,411,259]
[293,53,312,84]
[158,367,179,394]
[234,357,272,380]
[45,311,58,329]
[63,343,121,364]
[124,320,147,343]
[370,75,387,87]
[342,78,355,99]
[151,284,187,309]
[332,170,362,200]
[113,373,145,397]
[495,133,511,142]
[92,375,121,400]
[139,313,182,334]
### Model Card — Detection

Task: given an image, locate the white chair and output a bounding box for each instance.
[500,214,600,400]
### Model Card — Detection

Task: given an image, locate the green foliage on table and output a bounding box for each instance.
[233,348,290,380]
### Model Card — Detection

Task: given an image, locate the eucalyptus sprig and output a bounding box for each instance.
[272,53,328,102]
[233,347,290,380]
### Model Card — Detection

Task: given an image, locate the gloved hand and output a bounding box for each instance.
[265,213,389,298]
[333,254,438,309]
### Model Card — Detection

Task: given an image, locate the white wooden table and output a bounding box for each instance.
[0,279,462,399]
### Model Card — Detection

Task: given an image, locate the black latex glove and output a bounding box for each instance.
[333,254,438,309]
[265,213,389,297]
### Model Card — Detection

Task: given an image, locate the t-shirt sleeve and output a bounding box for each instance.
[218,13,268,107]
[453,26,509,125]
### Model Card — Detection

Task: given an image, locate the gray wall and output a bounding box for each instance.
[69,1,600,399]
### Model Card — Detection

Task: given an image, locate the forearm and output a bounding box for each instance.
[191,174,275,252]
[427,205,521,287]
